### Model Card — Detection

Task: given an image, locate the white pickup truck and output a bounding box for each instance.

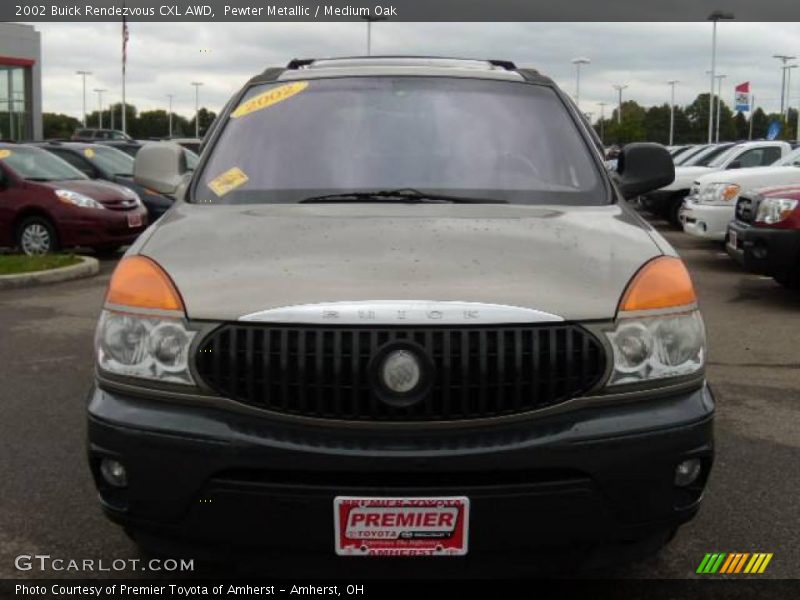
[640,141,792,225]
[681,146,800,241]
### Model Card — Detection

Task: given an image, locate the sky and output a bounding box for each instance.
[28,21,800,123]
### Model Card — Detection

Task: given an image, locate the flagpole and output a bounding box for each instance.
[749,94,754,140]
[121,13,128,135]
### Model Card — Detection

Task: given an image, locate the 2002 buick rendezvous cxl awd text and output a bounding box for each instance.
[88,57,714,570]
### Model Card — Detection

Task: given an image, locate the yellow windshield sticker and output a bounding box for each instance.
[84,148,96,158]
[231,81,309,118]
[207,167,249,197]
[0,149,11,159]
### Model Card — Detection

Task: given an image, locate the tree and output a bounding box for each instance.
[750,108,769,139]
[188,107,217,138]
[43,113,81,139]
[733,112,748,140]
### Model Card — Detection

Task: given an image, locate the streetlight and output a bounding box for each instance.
[191,82,203,138]
[667,80,679,145]
[76,70,92,127]
[571,57,590,110]
[360,15,387,56]
[707,11,734,143]
[785,64,798,122]
[166,94,174,138]
[773,54,796,118]
[613,84,628,125]
[714,74,726,142]
[93,89,106,129]
[598,101,607,143]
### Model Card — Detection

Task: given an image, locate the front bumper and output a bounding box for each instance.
[681,199,734,241]
[638,190,675,214]
[87,382,715,559]
[727,220,800,278]
[60,206,148,248]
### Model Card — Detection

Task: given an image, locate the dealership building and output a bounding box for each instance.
[0,23,42,140]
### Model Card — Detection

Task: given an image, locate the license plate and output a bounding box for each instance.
[728,229,738,249]
[334,497,469,557]
[127,213,143,228]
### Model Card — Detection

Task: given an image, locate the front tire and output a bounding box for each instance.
[668,195,686,227]
[16,216,58,255]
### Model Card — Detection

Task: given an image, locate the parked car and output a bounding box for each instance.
[679,142,736,168]
[682,147,800,242]
[30,141,173,221]
[0,143,147,255]
[165,137,202,154]
[672,144,705,165]
[640,141,791,225]
[88,57,712,567]
[727,185,800,288]
[71,128,133,142]
[97,139,200,171]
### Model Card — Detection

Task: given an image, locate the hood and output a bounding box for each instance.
[661,166,715,191]
[41,179,134,206]
[138,202,665,323]
[694,166,800,189]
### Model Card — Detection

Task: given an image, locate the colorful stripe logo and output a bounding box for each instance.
[696,553,773,574]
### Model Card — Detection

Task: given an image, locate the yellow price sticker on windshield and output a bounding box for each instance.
[0,149,11,159]
[207,167,249,197]
[84,148,96,158]
[231,81,309,119]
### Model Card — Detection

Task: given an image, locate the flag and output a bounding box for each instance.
[735,81,751,112]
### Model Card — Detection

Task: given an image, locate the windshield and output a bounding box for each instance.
[184,148,199,171]
[196,77,604,205]
[674,145,707,165]
[0,146,87,181]
[685,144,734,167]
[85,145,135,177]
[707,145,744,168]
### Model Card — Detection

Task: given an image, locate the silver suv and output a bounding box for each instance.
[89,57,712,569]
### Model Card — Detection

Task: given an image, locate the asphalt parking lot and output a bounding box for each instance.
[0,215,798,580]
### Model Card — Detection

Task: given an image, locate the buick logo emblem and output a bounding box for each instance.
[380,350,421,394]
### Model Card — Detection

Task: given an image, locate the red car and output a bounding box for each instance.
[0,144,148,255]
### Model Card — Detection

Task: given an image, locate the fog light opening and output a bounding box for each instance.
[100,458,128,488]
[674,458,702,487]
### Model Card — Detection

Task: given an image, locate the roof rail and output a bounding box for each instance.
[286,58,314,69]
[487,59,517,70]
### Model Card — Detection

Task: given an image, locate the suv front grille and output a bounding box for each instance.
[735,195,757,224]
[195,324,607,422]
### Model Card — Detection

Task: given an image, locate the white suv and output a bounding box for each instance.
[682,146,800,241]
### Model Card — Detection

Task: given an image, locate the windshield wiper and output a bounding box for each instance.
[299,188,507,204]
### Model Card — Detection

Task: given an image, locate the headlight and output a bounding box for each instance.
[605,310,705,386]
[697,182,740,205]
[55,189,105,209]
[95,310,196,384]
[689,183,700,197]
[755,197,799,224]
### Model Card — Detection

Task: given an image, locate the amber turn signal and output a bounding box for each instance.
[619,256,697,312]
[106,256,184,311]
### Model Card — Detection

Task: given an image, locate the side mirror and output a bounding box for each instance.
[134,142,188,196]
[727,161,742,170]
[616,143,675,200]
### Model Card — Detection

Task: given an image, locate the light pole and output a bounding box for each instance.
[598,102,607,143]
[191,82,203,138]
[166,94,174,138]
[613,84,628,125]
[667,80,679,145]
[708,11,734,143]
[785,64,797,123]
[714,74,726,142]
[571,57,590,110]
[361,15,387,56]
[93,89,106,129]
[76,70,92,127]
[773,54,796,119]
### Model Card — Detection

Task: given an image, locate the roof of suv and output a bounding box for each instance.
[259,56,550,85]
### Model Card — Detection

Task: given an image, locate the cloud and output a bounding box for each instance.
[31,21,800,124]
